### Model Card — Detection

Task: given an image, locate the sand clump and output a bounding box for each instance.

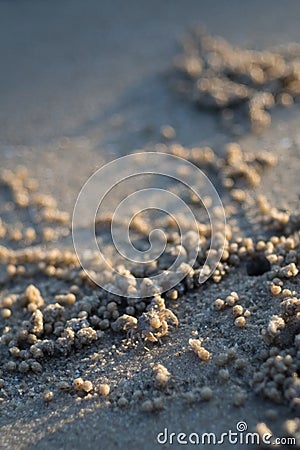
[170,28,300,133]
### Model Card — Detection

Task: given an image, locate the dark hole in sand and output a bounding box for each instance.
[246,255,271,276]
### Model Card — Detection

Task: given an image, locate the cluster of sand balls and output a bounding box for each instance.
[189,338,211,361]
[1,282,113,373]
[253,345,300,407]
[252,285,300,408]
[214,291,251,329]
[166,141,277,205]
[0,151,298,319]
[221,142,277,190]
[0,167,70,247]
[262,296,300,348]
[0,138,299,421]
[171,28,300,132]
[257,194,300,234]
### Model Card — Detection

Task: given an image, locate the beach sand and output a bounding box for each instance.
[0,1,300,449]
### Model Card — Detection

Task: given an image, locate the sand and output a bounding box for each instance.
[0,1,300,449]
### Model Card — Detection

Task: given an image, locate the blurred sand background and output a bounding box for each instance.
[1,0,300,211]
